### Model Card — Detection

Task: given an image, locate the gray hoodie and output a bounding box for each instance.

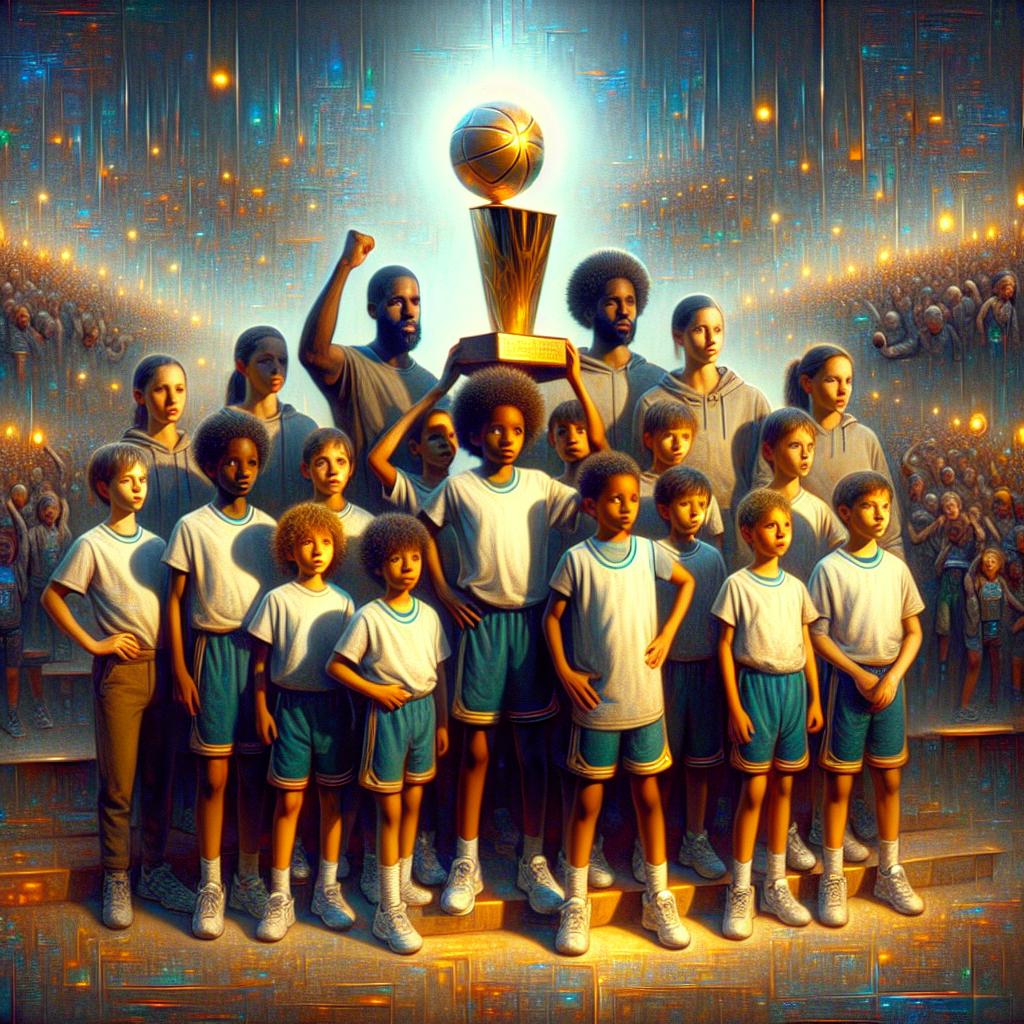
[633,367,771,512]
[539,349,667,465]
[122,427,214,540]
[752,411,905,558]
[224,402,319,520]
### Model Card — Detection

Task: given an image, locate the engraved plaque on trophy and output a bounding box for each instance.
[449,101,568,379]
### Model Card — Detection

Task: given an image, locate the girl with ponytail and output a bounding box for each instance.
[223,327,318,518]
[122,354,212,540]
[768,343,902,556]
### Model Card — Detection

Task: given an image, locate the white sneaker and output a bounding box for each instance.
[678,831,727,879]
[817,873,848,927]
[255,891,295,942]
[290,837,311,882]
[311,881,356,930]
[557,844,615,892]
[786,823,817,871]
[642,890,690,949]
[372,902,422,954]
[516,855,564,914]
[760,877,811,926]
[400,875,434,907]
[588,834,615,889]
[555,896,591,956]
[631,838,646,884]
[850,798,878,842]
[102,870,133,930]
[809,808,870,863]
[440,856,482,916]
[360,852,379,904]
[842,825,870,863]
[137,862,195,914]
[191,881,226,940]
[874,864,924,915]
[412,831,447,886]
[228,873,269,919]
[722,884,754,940]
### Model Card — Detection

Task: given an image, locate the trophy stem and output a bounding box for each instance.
[470,205,556,336]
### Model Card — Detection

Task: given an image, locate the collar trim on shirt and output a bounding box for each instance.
[744,567,785,587]
[209,503,255,526]
[585,535,637,569]
[376,597,419,623]
[478,467,519,493]
[837,547,883,569]
[99,523,142,544]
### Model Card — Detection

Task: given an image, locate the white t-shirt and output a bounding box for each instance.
[808,547,924,665]
[384,469,438,515]
[163,503,276,632]
[333,501,376,607]
[711,567,819,674]
[333,597,450,698]
[549,535,674,730]
[50,523,166,649]
[248,580,354,691]
[656,538,726,662]
[423,467,579,608]
[735,488,847,583]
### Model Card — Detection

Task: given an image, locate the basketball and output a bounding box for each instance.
[450,101,544,204]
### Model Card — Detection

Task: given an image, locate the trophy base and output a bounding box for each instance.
[458,332,567,381]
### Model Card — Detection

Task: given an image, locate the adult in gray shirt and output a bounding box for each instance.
[299,230,438,513]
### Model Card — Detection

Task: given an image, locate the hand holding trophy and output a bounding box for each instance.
[450,101,568,378]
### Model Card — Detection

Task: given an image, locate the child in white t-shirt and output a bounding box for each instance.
[545,452,695,955]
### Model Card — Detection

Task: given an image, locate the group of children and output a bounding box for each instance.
[32,313,926,959]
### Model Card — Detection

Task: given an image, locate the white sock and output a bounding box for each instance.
[379,860,400,909]
[399,855,413,887]
[823,845,843,878]
[879,838,899,873]
[200,856,221,888]
[456,835,479,865]
[566,863,588,901]
[238,850,260,881]
[767,849,786,884]
[318,858,338,889]
[645,861,668,898]
[270,866,290,897]
[522,833,543,862]
[732,858,752,890]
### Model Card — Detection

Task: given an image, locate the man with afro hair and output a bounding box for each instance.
[538,248,665,464]
[421,363,601,920]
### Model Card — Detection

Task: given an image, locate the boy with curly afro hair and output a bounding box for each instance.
[329,513,450,954]
[248,502,356,942]
[421,361,601,920]
[163,407,277,941]
[538,248,665,465]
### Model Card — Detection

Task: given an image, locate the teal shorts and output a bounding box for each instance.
[663,659,725,768]
[565,716,672,781]
[190,630,261,757]
[453,604,557,726]
[819,664,908,773]
[731,668,809,774]
[359,694,437,793]
[269,688,356,789]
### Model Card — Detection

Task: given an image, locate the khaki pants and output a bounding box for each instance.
[92,651,174,871]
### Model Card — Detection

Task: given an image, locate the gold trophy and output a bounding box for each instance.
[450,101,567,377]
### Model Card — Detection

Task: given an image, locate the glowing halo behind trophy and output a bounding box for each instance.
[450,101,568,376]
